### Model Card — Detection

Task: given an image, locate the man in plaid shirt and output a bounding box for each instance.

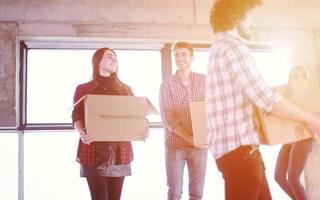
[206,0,320,199]
[160,42,207,200]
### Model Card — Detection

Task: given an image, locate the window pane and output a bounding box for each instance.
[172,48,291,87]
[23,129,169,200]
[24,131,89,200]
[253,51,291,86]
[116,50,162,122]
[27,50,93,123]
[27,49,162,124]
[20,132,290,200]
[0,133,18,200]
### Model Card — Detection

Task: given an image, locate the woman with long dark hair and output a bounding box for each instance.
[72,47,137,200]
[274,66,314,200]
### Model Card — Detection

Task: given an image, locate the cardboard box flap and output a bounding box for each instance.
[69,95,87,111]
[146,98,160,115]
[86,95,152,117]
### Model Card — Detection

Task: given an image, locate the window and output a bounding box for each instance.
[24,46,164,200]
[27,49,93,124]
[0,133,18,200]
[27,49,161,124]
[172,47,291,86]
[253,49,291,86]
[21,42,292,200]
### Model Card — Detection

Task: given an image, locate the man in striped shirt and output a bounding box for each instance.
[206,0,320,199]
[160,42,207,200]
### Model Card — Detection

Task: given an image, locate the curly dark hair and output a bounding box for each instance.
[210,0,262,33]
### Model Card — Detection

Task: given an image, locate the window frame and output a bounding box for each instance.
[5,40,283,133]
[19,40,168,131]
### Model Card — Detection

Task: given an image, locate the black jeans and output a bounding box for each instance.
[216,145,272,200]
[86,175,124,200]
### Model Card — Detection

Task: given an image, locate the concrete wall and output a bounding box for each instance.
[0,0,213,40]
[0,22,17,127]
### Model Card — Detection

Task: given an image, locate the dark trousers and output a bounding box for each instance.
[216,145,272,200]
[86,175,125,200]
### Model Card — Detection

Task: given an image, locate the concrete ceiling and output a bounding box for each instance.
[1,0,320,30]
[255,0,320,29]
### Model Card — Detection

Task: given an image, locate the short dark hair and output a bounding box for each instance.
[210,0,262,33]
[173,42,194,56]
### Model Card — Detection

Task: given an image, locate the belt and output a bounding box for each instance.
[216,145,260,163]
[240,145,259,158]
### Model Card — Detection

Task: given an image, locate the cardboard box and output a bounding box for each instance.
[257,78,320,145]
[188,78,320,146]
[84,95,158,141]
[189,101,208,147]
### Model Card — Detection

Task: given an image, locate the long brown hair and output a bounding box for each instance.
[91,47,132,95]
[91,47,117,80]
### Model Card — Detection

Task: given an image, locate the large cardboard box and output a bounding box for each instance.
[188,79,320,146]
[84,95,158,141]
[189,101,208,147]
[257,78,320,145]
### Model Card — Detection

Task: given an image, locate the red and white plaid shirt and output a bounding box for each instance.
[160,71,206,146]
[205,32,281,159]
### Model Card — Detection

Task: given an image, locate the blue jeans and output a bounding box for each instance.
[165,145,208,200]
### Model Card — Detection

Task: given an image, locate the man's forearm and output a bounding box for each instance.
[270,98,312,126]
